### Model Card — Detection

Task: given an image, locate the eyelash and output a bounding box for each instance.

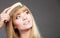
[16,10,29,19]
[26,10,29,14]
[16,16,20,19]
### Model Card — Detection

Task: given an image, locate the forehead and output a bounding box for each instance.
[15,6,28,13]
[13,6,28,16]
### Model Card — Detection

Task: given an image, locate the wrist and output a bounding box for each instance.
[0,14,4,23]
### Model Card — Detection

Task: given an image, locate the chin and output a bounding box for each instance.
[19,26,32,31]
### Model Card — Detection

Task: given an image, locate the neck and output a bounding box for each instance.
[19,29,32,38]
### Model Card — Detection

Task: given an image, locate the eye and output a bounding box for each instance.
[16,15,21,19]
[25,10,29,14]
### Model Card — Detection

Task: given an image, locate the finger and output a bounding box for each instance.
[5,7,11,13]
[4,20,7,23]
[5,7,12,15]
[2,7,10,14]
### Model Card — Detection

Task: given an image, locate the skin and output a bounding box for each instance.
[0,6,33,38]
[0,7,10,28]
[13,7,32,30]
[12,6,33,38]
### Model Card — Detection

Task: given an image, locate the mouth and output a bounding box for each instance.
[23,21,30,25]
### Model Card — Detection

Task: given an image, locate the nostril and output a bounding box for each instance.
[23,19,25,20]
[23,17,27,21]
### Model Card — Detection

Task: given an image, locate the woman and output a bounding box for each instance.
[0,2,42,38]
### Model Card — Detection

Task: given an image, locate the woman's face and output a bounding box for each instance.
[13,6,32,30]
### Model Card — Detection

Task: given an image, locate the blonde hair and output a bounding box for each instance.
[5,3,42,38]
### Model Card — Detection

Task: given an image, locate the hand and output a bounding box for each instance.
[0,7,10,23]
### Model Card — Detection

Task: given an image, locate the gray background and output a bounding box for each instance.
[0,0,60,38]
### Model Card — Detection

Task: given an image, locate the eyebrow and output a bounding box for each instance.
[16,13,20,16]
[15,8,29,16]
[23,9,28,12]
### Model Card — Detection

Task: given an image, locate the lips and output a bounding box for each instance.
[23,20,30,25]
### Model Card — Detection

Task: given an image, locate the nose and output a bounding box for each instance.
[23,17,27,21]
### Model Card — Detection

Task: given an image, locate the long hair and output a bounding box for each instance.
[5,2,42,38]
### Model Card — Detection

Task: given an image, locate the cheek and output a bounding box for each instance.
[14,20,19,25]
[27,14,33,26]
[13,20,22,27]
[27,14,32,21]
